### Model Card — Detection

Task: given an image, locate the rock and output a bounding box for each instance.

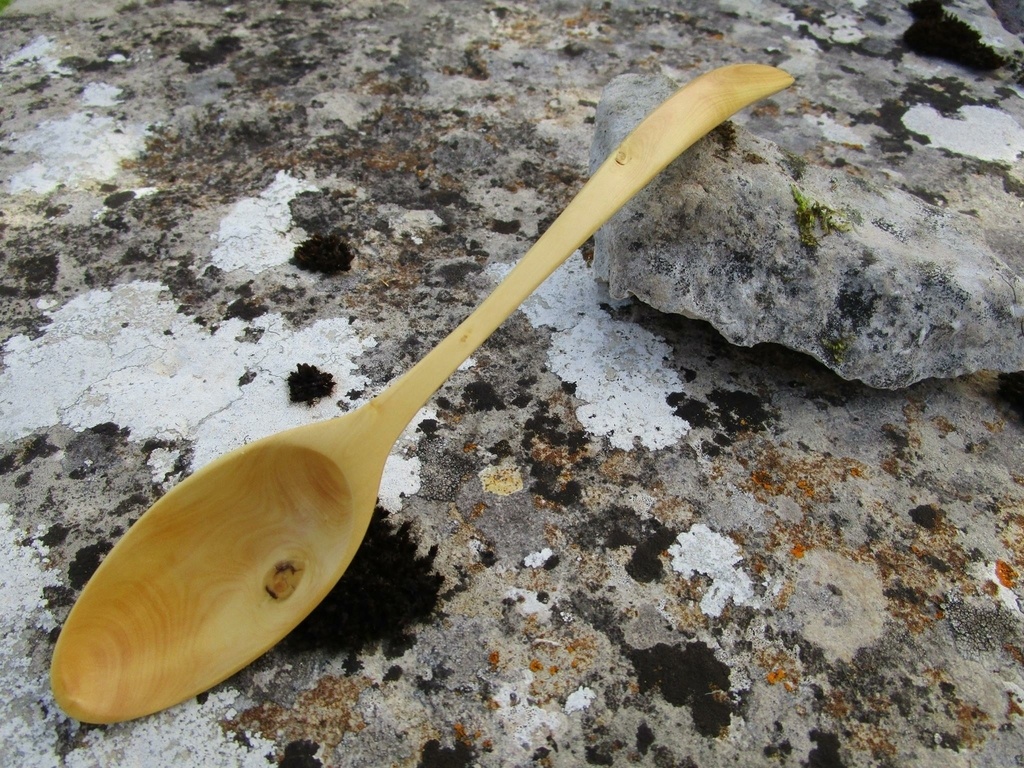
[590,73,1024,389]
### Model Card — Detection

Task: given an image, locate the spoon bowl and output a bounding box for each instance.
[51,415,384,723]
[51,63,794,723]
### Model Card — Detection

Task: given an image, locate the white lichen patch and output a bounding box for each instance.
[384,206,445,242]
[505,587,553,623]
[804,112,864,147]
[0,504,62,766]
[1,35,71,75]
[80,82,122,106]
[492,672,566,751]
[523,547,554,568]
[774,11,865,44]
[378,407,436,512]
[902,105,1024,164]
[563,686,596,714]
[5,110,149,194]
[0,281,376,471]
[147,446,181,487]
[209,171,318,273]
[379,454,422,513]
[62,690,277,768]
[668,523,756,618]
[494,254,689,451]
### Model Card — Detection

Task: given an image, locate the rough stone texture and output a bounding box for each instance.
[592,73,1024,388]
[1,1,1024,768]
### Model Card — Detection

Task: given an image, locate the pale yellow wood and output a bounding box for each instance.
[50,63,793,724]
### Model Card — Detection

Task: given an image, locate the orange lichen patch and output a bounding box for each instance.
[1008,693,1024,719]
[995,559,1018,589]
[523,633,601,702]
[453,722,481,746]
[998,506,1024,568]
[755,648,801,693]
[822,690,851,720]
[765,668,797,691]
[738,444,868,510]
[847,723,898,761]
[773,578,796,610]
[488,650,501,669]
[1005,644,1024,667]
[765,518,845,563]
[955,703,993,749]
[931,415,957,437]
[230,675,369,754]
[563,6,609,29]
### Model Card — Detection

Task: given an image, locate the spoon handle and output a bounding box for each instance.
[369,64,793,437]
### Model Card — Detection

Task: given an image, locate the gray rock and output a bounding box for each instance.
[591,74,1024,389]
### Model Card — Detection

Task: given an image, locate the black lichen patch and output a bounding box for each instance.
[584,743,615,765]
[671,387,777,453]
[997,372,1024,420]
[904,1,1007,70]
[628,641,734,737]
[178,35,243,73]
[68,541,114,591]
[0,433,58,475]
[279,738,322,768]
[103,190,136,209]
[281,508,443,658]
[909,503,943,529]
[287,363,335,405]
[462,380,506,412]
[1,250,59,300]
[489,218,521,235]
[667,393,714,429]
[63,422,131,479]
[520,402,588,507]
[417,738,476,768]
[636,721,655,755]
[625,523,677,584]
[806,729,846,768]
[708,388,776,438]
[291,233,355,275]
[225,296,268,321]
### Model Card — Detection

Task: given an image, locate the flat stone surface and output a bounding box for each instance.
[1,1,1023,767]
[592,74,1024,388]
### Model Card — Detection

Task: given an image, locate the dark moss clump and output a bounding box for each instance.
[710,120,737,157]
[287,363,335,405]
[997,371,1024,420]
[904,1,1007,71]
[178,35,243,73]
[282,507,443,657]
[291,233,355,275]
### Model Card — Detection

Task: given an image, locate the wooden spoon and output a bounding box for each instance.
[51,63,793,723]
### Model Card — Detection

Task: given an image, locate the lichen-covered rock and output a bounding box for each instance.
[591,73,1024,388]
